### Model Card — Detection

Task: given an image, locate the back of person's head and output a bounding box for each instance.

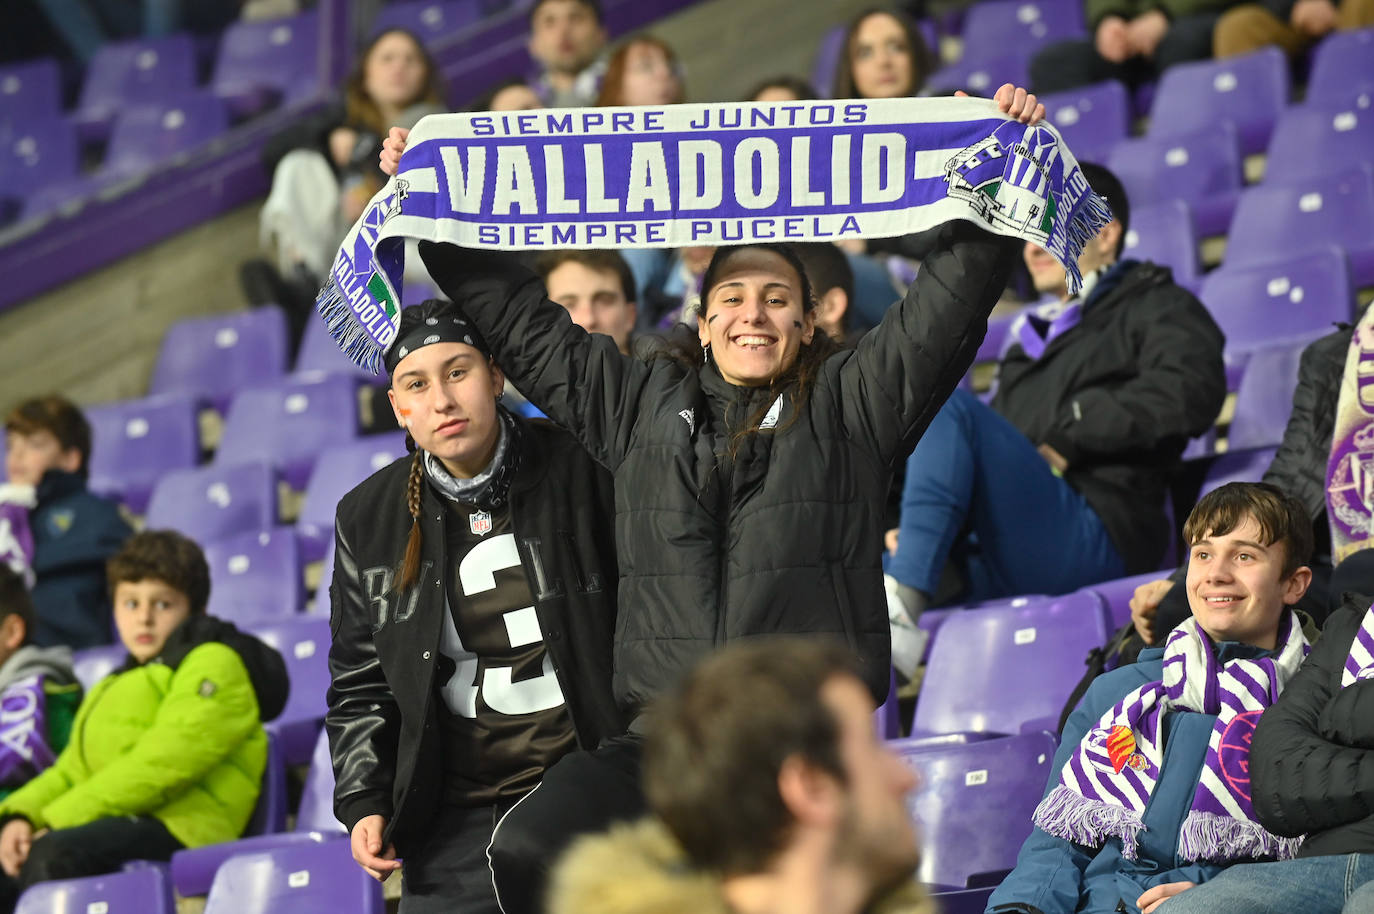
[595,34,685,107]
[535,250,637,302]
[470,77,542,112]
[106,530,211,616]
[643,637,865,875]
[0,564,35,650]
[745,74,817,103]
[791,242,855,337]
[5,395,92,478]
[833,7,935,100]
[1078,162,1131,259]
[345,28,447,136]
[1183,482,1313,578]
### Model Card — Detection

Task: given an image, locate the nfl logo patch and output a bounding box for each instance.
[469,510,493,536]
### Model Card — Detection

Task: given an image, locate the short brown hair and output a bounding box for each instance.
[5,395,92,475]
[107,530,211,615]
[1183,482,1313,578]
[643,637,864,876]
[535,250,637,304]
[0,565,35,646]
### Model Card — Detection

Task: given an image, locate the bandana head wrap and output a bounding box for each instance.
[384,299,493,377]
[1034,613,1309,863]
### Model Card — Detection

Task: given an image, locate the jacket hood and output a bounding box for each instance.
[0,644,77,692]
[153,615,290,721]
[549,819,934,914]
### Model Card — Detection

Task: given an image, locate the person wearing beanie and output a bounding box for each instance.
[325,299,625,914]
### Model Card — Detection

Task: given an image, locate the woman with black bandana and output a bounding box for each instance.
[324,299,625,914]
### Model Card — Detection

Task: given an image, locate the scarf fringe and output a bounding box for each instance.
[1177,811,1304,863]
[315,276,386,376]
[1033,785,1145,859]
[1061,190,1115,295]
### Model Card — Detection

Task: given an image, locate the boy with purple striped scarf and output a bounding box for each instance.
[988,482,1316,914]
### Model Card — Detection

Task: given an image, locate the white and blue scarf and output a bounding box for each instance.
[315,98,1112,374]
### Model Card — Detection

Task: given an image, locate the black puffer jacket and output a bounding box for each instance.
[420,222,1020,715]
[992,260,1226,574]
[1251,597,1374,856]
[325,418,623,855]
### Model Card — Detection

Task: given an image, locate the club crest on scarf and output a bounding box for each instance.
[314,98,1112,375]
[1326,316,1374,562]
[1096,725,1146,774]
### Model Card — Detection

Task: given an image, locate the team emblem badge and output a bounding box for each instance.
[470,510,493,536]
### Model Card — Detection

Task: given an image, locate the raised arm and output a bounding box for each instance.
[839,221,1020,468]
[418,242,652,470]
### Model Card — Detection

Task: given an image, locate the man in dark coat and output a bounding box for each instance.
[886,164,1226,640]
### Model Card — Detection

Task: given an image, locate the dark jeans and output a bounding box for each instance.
[887,388,1125,604]
[488,735,647,914]
[0,815,183,913]
[399,801,513,914]
[1029,13,1220,95]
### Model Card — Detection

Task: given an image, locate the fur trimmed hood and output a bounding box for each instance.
[549,819,936,914]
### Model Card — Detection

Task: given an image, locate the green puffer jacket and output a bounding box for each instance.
[0,641,266,849]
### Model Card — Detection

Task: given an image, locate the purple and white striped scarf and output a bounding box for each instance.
[1343,603,1374,687]
[0,674,53,786]
[1034,614,1309,862]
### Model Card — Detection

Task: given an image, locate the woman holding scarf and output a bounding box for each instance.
[325,299,625,914]
[987,482,1317,914]
[381,83,1046,914]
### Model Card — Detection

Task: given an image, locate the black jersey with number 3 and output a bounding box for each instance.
[435,498,576,806]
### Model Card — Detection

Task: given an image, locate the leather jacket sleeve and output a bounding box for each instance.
[325,523,402,834]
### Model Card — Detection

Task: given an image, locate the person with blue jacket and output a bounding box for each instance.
[4,397,131,650]
[988,482,1317,914]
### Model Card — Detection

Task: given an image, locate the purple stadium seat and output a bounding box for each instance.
[15,865,174,914]
[0,118,79,214]
[202,839,383,914]
[71,645,127,690]
[204,528,304,623]
[244,730,288,837]
[1088,571,1179,632]
[1121,200,1202,291]
[144,461,277,545]
[86,393,200,514]
[1040,80,1130,166]
[957,0,1085,66]
[1147,46,1289,155]
[896,730,1058,891]
[1108,123,1242,238]
[811,25,846,97]
[1307,26,1374,107]
[912,592,1111,738]
[1202,248,1355,353]
[1199,446,1278,498]
[170,729,345,897]
[294,313,385,383]
[917,596,1047,665]
[0,59,61,130]
[214,374,360,491]
[149,308,290,412]
[1223,166,1374,286]
[925,52,1030,96]
[72,35,198,143]
[1228,334,1322,451]
[372,0,483,45]
[102,95,231,179]
[296,433,407,562]
[876,668,901,739]
[211,11,322,119]
[1264,103,1374,186]
[249,616,331,766]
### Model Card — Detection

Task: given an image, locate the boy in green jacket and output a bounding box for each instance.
[0,566,81,802]
[0,531,273,911]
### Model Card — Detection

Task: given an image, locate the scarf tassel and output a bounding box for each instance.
[315,277,387,377]
[1176,811,1303,863]
[1060,190,1115,295]
[1033,784,1145,860]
